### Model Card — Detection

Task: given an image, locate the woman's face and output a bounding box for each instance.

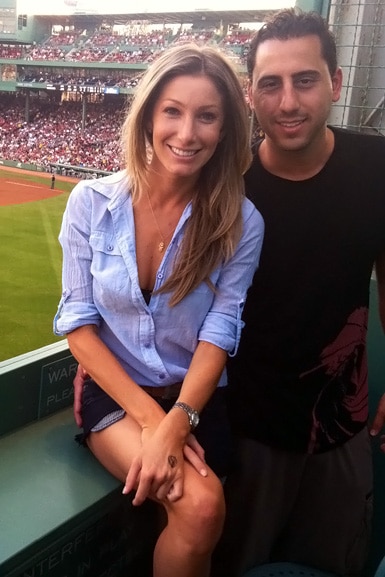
[149,74,224,182]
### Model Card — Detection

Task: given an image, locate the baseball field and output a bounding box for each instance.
[0,166,78,361]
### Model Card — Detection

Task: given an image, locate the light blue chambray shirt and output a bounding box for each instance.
[54,171,264,389]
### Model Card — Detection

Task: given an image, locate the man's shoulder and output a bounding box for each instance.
[331,125,385,155]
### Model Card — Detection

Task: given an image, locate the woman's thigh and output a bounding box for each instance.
[86,413,143,483]
[86,413,225,513]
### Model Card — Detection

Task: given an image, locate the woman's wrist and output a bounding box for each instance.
[163,408,192,439]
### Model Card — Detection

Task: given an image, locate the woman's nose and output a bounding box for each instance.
[178,116,196,142]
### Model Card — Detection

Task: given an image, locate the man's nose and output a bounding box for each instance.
[280,83,300,112]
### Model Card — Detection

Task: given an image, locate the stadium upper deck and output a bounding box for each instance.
[0,9,271,96]
[2,8,277,37]
[0,9,270,174]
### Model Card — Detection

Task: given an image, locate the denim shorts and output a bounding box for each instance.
[78,378,233,478]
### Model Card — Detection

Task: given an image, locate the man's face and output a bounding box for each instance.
[248,34,342,152]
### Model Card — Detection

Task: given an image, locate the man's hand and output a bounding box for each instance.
[370,393,385,452]
[73,364,89,427]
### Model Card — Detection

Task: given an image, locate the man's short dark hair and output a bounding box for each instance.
[246,8,337,79]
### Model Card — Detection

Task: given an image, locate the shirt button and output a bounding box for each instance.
[158,374,165,380]
[107,245,114,251]
[157,273,163,279]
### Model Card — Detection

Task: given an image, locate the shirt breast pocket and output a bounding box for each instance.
[89,232,128,295]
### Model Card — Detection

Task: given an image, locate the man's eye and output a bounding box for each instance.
[260,81,279,91]
[296,77,316,88]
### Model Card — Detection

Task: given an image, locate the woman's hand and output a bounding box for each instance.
[123,420,186,505]
[122,421,208,506]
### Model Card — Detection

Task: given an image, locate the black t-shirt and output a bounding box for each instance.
[228,127,385,453]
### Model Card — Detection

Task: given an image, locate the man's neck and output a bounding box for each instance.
[258,127,335,181]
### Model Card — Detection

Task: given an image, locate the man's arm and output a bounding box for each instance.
[73,364,89,428]
[369,251,385,451]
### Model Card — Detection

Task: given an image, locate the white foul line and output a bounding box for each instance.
[5,181,47,189]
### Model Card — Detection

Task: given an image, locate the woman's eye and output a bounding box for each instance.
[200,112,217,123]
[164,107,179,116]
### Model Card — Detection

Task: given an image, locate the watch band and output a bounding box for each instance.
[172,401,200,431]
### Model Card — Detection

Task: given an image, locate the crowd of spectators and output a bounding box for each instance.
[86,31,118,46]
[0,44,23,58]
[0,25,254,175]
[23,46,70,61]
[0,26,253,63]
[0,95,125,174]
[104,47,160,64]
[174,29,216,45]
[92,29,171,48]
[221,29,254,46]
[65,47,110,62]
[47,31,80,45]
[18,69,142,89]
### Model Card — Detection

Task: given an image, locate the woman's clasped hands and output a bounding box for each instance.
[123,411,208,506]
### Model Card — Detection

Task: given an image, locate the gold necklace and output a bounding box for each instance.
[146,190,170,252]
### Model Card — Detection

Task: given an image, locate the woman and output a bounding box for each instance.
[54,44,264,577]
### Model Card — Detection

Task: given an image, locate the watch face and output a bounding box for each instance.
[191,411,199,429]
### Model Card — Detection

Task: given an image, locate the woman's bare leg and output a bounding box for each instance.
[87,415,225,577]
[154,469,225,577]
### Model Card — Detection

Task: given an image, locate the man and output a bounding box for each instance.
[216,8,385,577]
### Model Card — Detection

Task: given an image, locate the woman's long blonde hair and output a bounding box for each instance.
[121,44,252,306]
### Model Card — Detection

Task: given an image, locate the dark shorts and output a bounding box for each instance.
[78,378,233,478]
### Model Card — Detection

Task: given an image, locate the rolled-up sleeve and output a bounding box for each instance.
[54,182,102,336]
[198,199,264,356]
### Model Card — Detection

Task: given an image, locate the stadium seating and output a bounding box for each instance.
[0,97,123,173]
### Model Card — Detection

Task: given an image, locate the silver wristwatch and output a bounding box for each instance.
[173,401,200,431]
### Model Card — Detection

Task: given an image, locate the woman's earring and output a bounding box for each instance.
[146,127,153,149]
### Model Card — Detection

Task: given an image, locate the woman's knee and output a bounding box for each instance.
[195,473,225,525]
[169,473,225,549]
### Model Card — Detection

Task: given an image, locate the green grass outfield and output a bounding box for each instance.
[0,171,75,361]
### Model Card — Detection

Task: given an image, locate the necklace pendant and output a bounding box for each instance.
[158,241,165,252]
